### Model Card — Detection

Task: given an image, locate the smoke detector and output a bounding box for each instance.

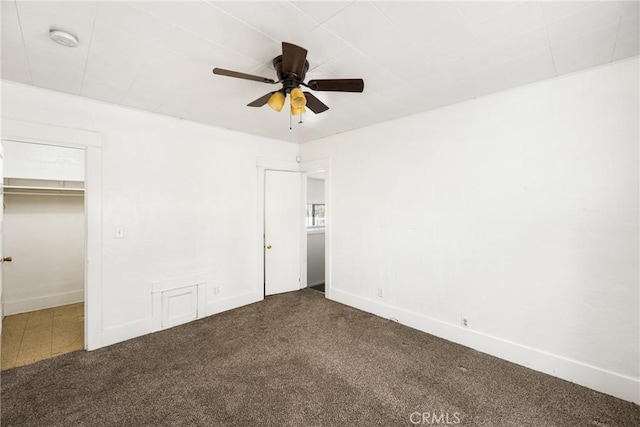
[49,29,78,48]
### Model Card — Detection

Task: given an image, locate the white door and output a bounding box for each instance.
[264,170,302,296]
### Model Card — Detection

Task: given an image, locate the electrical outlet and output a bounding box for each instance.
[377,288,384,298]
[213,286,220,296]
[461,317,469,328]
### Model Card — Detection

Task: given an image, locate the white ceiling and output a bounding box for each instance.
[1,1,638,143]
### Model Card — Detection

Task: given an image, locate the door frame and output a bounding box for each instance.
[256,158,304,297]
[299,158,331,299]
[1,118,103,350]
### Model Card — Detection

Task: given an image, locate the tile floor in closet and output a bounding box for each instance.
[1,303,84,370]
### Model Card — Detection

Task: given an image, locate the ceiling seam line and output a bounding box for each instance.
[540,7,559,78]
[79,4,99,96]
[369,2,421,52]
[127,2,263,69]
[451,0,507,94]
[12,0,34,85]
[610,18,623,62]
[203,2,280,44]
[116,52,151,105]
[290,0,356,32]
[305,22,400,79]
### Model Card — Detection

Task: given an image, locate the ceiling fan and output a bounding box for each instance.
[212,42,364,116]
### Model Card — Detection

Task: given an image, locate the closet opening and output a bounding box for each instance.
[1,140,86,370]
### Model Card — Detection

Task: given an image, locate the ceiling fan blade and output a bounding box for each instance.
[307,78,364,92]
[303,92,329,114]
[281,42,308,77]
[213,68,276,84]
[247,92,276,107]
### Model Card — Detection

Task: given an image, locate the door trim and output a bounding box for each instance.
[1,118,103,350]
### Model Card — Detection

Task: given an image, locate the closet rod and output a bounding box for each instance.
[3,185,84,192]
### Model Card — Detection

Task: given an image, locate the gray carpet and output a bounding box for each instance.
[2,289,639,426]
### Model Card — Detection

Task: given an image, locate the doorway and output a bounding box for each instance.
[306,170,326,294]
[1,141,86,369]
[257,158,331,301]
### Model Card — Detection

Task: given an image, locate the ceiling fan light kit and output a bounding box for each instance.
[213,41,364,128]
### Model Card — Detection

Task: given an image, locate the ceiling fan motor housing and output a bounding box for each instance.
[273,55,309,93]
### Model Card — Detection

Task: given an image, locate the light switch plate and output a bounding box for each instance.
[115,226,124,238]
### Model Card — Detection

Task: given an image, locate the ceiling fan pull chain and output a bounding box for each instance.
[298,112,303,125]
[289,112,292,132]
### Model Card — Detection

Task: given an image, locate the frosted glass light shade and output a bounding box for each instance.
[291,105,306,115]
[290,88,306,109]
[267,91,285,112]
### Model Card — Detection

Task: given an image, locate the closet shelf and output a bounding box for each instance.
[3,185,84,196]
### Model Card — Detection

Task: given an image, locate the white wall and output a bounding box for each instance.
[3,194,85,313]
[301,58,640,403]
[1,80,298,346]
[307,177,325,204]
[307,232,325,287]
[307,177,325,286]
[3,141,84,181]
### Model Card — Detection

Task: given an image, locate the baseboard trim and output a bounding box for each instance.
[307,281,325,287]
[205,291,263,317]
[99,291,263,349]
[101,318,154,348]
[330,288,640,404]
[3,290,84,315]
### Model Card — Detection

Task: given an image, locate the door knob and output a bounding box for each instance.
[2,256,12,263]
[265,244,272,250]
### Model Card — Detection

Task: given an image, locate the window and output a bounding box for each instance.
[306,204,325,228]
